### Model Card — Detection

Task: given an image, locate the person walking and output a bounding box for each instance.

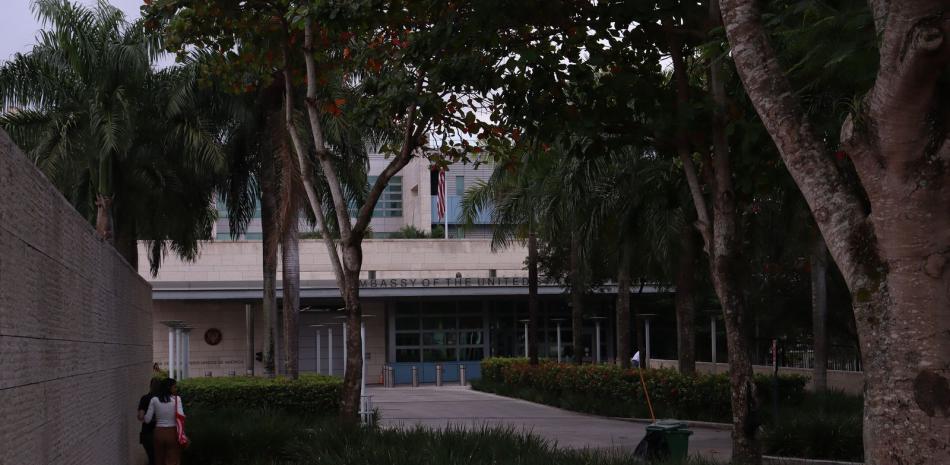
[144,378,186,465]
[137,378,161,465]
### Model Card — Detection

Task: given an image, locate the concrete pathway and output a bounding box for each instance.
[369,385,732,462]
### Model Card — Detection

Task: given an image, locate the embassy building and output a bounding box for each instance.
[138,156,668,384]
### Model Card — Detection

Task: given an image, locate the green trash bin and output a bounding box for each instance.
[645,420,693,461]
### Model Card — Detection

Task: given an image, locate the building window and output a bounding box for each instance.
[393,301,484,363]
[455,176,464,196]
[350,176,402,218]
[489,269,497,278]
[368,270,376,279]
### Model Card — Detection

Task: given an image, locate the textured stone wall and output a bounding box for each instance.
[0,131,153,465]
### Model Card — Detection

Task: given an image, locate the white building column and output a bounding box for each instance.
[167,327,175,378]
[519,319,530,358]
[328,326,334,376]
[552,318,565,363]
[182,329,191,379]
[588,316,606,364]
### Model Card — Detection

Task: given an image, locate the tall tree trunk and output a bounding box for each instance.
[708,2,759,460]
[261,133,279,378]
[340,244,364,419]
[281,210,300,379]
[615,237,632,369]
[95,154,114,243]
[115,219,138,271]
[675,224,697,376]
[570,235,585,365]
[811,235,828,392]
[528,230,540,365]
[720,1,950,463]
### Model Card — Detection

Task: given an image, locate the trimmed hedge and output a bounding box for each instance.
[474,357,808,423]
[177,374,342,415]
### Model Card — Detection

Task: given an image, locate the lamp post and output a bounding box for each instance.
[587,316,607,364]
[551,318,566,363]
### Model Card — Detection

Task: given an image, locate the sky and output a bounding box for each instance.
[0,0,146,63]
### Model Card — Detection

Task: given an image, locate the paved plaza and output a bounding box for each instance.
[370,386,732,462]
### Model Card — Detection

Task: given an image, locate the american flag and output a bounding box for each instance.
[436,168,446,220]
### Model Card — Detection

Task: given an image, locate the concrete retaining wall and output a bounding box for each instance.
[650,359,864,394]
[0,130,153,465]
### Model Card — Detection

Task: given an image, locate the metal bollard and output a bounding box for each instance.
[459,364,467,386]
[385,366,394,387]
[411,366,419,387]
[435,364,443,386]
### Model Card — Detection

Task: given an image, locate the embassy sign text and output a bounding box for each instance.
[359,277,534,288]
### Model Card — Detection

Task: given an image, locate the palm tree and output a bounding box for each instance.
[462,146,596,365]
[0,0,221,271]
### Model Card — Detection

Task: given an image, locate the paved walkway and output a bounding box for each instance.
[369,385,732,462]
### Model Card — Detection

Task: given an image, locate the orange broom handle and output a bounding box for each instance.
[637,366,656,423]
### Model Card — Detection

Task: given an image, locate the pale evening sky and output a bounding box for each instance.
[0,0,146,64]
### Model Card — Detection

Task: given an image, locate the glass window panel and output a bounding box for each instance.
[460,331,482,345]
[424,302,456,315]
[459,316,483,329]
[459,301,482,314]
[395,318,419,331]
[422,331,457,346]
[396,349,420,363]
[395,333,420,346]
[455,176,464,196]
[459,347,484,361]
[422,348,457,362]
[422,316,456,330]
[395,302,418,316]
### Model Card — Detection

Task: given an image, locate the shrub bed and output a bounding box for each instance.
[177,374,342,415]
[475,358,863,462]
[475,357,807,422]
[183,407,724,465]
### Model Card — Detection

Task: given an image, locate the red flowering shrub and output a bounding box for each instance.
[476,358,806,422]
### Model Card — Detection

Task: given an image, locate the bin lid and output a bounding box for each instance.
[645,420,688,431]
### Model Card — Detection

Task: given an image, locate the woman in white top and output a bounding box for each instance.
[144,378,185,465]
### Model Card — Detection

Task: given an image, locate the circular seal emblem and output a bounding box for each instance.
[204,328,222,346]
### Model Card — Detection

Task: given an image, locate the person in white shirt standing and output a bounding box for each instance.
[144,378,185,465]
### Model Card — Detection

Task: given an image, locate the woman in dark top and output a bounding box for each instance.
[137,378,161,465]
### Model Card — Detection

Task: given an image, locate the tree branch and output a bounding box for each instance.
[667,22,713,251]
[866,3,950,174]
[719,0,877,293]
[352,74,427,238]
[281,47,345,289]
[302,18,355,245]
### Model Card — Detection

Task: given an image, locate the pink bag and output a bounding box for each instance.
[174,396,189,447]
